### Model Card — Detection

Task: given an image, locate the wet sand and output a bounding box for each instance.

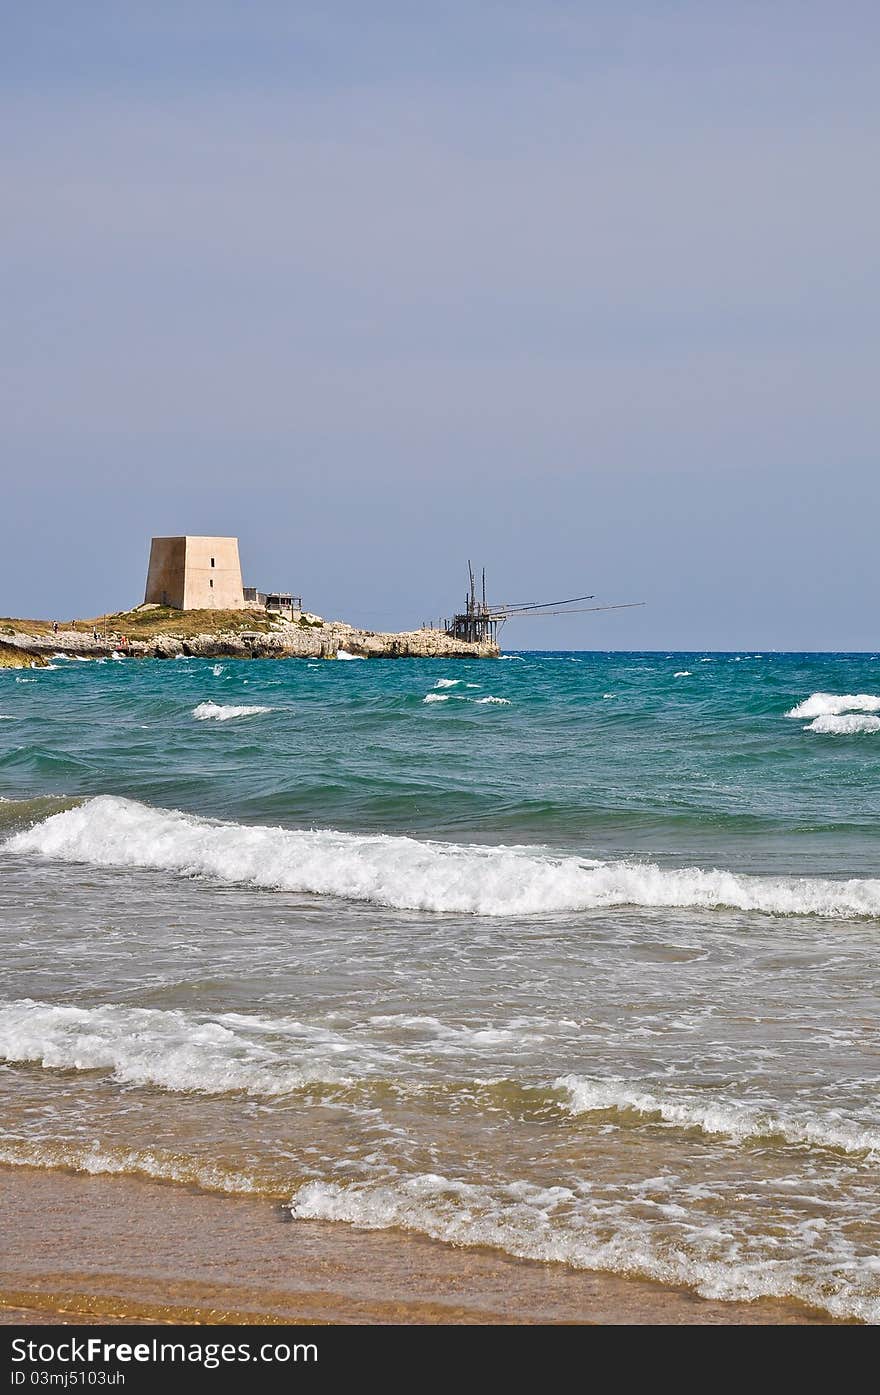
[0,1166,838,1324]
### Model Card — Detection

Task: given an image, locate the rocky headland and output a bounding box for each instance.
[1,609,499,661]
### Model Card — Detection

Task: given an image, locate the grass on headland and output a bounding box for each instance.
[0,608,279,640]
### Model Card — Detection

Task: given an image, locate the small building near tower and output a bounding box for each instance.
[144,536,247,610]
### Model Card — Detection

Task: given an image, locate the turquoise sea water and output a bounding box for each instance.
[1,650,879,1319]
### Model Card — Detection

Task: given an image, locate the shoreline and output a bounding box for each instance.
[0,1166,839,1325]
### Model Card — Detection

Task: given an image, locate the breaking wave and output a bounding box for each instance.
[425,690,508,705]
[787,693,880,719]
[0,999,353,1094]
[805,715,880,735]
[555,1075,880,1156]
[288,1173,879,1323]
[7,796,880,919]
[191,702,273,721]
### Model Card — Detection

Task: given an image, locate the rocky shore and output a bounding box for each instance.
[0,641,48,669]
[1,615,499,661]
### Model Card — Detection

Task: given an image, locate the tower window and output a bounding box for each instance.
[209,579,214,588]
[210,557,215,567]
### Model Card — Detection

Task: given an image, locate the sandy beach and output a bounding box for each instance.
[0,1166,838,1325]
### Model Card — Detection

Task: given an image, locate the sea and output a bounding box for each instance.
[1,649,879,1322]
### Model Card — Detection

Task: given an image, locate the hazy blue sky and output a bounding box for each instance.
[2,2,878,648]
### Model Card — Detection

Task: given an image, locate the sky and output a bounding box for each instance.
[2,2,878,649]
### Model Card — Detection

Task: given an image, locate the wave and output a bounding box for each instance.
[0,1130,874,1319]
[434,678,460,688]
[805,715,880,735]
[425,691,508,706]
[555,1075,880,1156]
[336,650,366,660]
[191,702,273,721]
[0,1136,265,1197]
[674,671,691,678]
[787,693,880,719]
[0,999,354,1095]
[7,796,880,919]
[3,998,875,1159]
[288,1174,879,1323]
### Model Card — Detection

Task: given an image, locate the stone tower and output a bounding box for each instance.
[144,536,246,610]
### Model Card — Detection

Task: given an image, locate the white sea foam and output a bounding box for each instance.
[787,692,880,719]
[805,715,880,735]
[336,650,366,660]
[211,663,224,677]
[0,999,354,1095]
[0,715,14,720]
[426,689,506,705]
[434,678,460,688]
[289,1173,880,1324]
[674,671,691,678]
[555,1075,880,1156]
[9,796,880,920]
[191,702,272,721]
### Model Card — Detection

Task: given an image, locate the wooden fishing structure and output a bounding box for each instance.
[431,563,644,643]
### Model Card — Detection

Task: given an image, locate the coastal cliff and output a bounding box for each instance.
[1,609,500,661]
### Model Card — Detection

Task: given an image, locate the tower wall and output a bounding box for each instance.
[182,536,246,610]
[144,536,246,611]
[144,537,187,609]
